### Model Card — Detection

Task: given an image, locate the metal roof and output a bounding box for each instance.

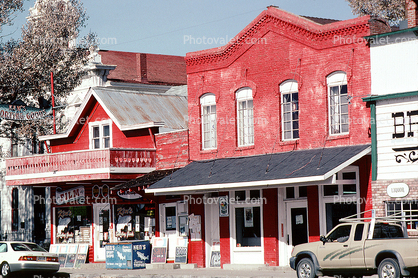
[39,86,188,141]
[146,144,371,195]
[93,87,188,131]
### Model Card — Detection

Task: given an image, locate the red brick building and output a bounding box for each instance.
[147,7,390,267]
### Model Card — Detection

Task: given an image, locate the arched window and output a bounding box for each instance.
[327,72,348,135]
[280,80,299,140]
[236,87,254,146]
[200,94,217,149]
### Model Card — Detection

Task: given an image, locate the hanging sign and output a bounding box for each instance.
[0,103,52,121]
[56,186,85,205]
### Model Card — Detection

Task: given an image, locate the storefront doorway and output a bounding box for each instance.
[204,198,220,267]
[230,190,263,264]
[93,203,111,262]
[286,201,308,258]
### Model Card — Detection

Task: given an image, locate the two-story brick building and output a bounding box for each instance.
[146,6,391,267]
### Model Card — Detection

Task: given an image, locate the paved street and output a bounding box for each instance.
[41,264,298,278]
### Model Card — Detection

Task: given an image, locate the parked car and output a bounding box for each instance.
[0,241,59,277]
[289,220,417,278]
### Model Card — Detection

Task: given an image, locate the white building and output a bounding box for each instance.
[364,0,418,226]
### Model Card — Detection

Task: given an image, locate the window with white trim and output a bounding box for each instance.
[280,80,299,140]
[236,87,254,147]
[89,120,112,149]
[327,72,349,135]
[386,201,418,230]
[200,94,217,150]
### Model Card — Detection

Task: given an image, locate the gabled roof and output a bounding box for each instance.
[146,144,371,195]
[39,86,188,141]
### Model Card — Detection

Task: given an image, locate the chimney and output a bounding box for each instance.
[406,0,418,28]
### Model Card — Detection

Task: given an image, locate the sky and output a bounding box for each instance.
[2,0,356,56]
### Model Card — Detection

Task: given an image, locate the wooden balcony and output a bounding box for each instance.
[5,149,156,186]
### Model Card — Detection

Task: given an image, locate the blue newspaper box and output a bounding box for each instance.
[105,240,150,269]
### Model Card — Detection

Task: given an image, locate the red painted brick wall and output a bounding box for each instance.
[187,195,205,267]
[99,50,187,85]
[263,188,278,266]
[185,8,386,162]
[307,186,320,242]
[219,192,230,266]
[155,130,189,170]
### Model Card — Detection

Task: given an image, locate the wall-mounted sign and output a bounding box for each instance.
[56,186,85,205]
[0,103,52,121]
[219,196,229,217]
[117,190,142,200]
[387,183,409,198]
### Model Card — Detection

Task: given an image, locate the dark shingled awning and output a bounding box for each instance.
[145,144,371,195]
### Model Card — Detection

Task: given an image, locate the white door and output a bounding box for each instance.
[230,205,263,264]
[205,198,220,267]
[286,201,308,259]
[93,203,111,262]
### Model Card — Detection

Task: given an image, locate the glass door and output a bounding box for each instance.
[93,203,111,262]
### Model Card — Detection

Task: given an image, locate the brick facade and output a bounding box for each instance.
[181,6,385,267]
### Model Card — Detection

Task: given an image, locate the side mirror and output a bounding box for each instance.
[320,235,327,245]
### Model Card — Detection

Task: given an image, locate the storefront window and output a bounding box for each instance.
[56,206,92,244]
[114,204,155,241]
[386,201,418,229]
[235,207,261,247]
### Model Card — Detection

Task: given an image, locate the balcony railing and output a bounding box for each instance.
[6,148,156,185]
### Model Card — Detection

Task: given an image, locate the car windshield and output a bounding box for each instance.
[24,243,47,252]
[11,243,31,251]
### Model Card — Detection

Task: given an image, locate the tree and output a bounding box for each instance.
[0,0,97,140]
[0,0,26,30]
[346,0,405,25]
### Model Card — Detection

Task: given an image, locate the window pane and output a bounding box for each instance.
[104,138,110,148]
[299,186,308,198]
[324,185,338,196]
[250,190,260,200]
[343,184,356,195]
[93,126,99,138]
[342,172,356,180]
[103,125,110,137]
[94,139,100,149]
[165,206,176,231]
[235,191,245,201]
[235,207,261,247]
[286,187,295,199]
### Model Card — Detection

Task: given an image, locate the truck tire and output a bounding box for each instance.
[296,258,317,278]
[378,258,400,278]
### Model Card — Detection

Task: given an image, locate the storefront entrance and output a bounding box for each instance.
[230,190,263,264]
[93,203,111,262]
[286,201,308,258]
[204,198,220,267]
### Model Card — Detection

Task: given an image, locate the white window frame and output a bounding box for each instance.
[200,94,217,150]
[89,120,112,149]
[319,166,360,235]
[327,72,349,135]
[236,87,254,147]
[229,189,264,264]
[280,80,299,140]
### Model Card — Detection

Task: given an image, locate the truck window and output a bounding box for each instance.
[327,225,351,243]
[373,223,404,239]
[354,224,364,241]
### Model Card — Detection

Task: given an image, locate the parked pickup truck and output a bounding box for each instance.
[289,221,418,278]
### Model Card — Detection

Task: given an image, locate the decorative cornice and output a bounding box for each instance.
[185,8,371,69]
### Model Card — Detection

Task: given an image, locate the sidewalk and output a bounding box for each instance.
[55,263,298,278]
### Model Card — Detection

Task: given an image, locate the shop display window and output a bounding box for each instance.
[114,204,155,241]
[56,206,92,244]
